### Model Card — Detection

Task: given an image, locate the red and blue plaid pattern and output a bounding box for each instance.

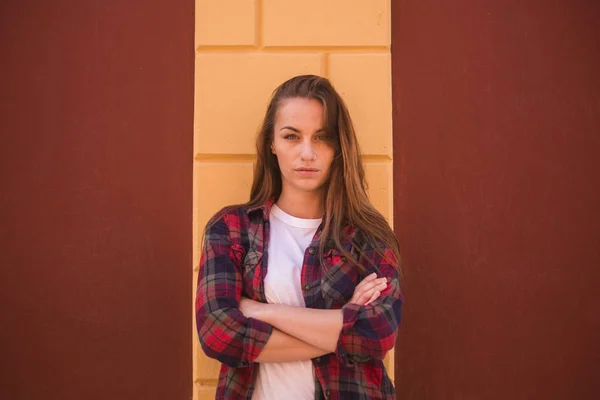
[196,199,403,399]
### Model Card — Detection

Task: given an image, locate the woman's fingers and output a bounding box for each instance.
[355,286,383,305]
[364,290,381,306]
[354,272,377,290]
[358,280,385,294]
[351,278,388,305]
[363,281,387,302]
[349,274,377,303]
[356,290,372,305]
[357,278,387,296]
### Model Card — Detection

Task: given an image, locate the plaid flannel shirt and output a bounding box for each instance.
[195,199,403,399]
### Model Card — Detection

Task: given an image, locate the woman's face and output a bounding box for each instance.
[271,97,335,196]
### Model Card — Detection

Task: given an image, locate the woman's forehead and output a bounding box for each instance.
[276,98,324,126]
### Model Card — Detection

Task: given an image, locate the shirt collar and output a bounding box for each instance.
[247,198,347,240]
[246,198,276,221]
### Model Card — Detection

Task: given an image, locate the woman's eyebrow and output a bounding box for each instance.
[280,126,326,133]
[280,126,301,133]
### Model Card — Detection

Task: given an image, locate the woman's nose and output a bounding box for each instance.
[300,142,315,160]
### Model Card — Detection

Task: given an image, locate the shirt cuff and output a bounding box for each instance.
[245,317,273,365]
[335,302,362,366]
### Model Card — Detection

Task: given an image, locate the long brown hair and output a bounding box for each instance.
[244,74,401,273]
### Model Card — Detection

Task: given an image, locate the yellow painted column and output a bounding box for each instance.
[193,1,393,398]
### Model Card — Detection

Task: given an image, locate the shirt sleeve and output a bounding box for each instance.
[195,215,273,368]
[335,247,403,365]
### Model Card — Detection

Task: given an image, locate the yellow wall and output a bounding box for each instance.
[193,1,393,398]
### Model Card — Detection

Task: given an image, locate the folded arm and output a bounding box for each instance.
[240,270,395,359]
[197,216,400,367]
[195,216,273,368]
[335,248,403,364]
[255,328,329,363]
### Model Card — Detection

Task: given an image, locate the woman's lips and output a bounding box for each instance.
[295,168,319,176]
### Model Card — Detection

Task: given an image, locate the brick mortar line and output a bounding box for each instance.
[386,0,392,46]
[196,46,390,54]
[322,53,329,78]
[255,0,262,47]
[263,45,390,52]
[194,378,219,387]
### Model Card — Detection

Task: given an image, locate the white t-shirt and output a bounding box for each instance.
[252,204,322,400]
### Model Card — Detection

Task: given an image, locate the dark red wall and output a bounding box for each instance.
[0,1,194,399]
[392,1,600,398]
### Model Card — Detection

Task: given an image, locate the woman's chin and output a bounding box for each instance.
[292,181,325,194]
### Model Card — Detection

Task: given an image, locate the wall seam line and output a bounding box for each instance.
[255,0,263,48]
[196,46,390,54]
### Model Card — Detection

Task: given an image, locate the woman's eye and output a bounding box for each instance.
[283,134,299,140]
[316,134,330,141]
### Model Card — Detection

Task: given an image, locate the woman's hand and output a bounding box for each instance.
[349,273,388,306]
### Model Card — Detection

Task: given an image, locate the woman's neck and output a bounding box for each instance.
[276,190,324,219]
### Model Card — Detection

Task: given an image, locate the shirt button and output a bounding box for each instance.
[308,248,315,255]
[315,357,320,363]
[304,284,310,291]
[325,389,331,397]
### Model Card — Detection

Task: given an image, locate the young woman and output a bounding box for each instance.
[196,75,403,400]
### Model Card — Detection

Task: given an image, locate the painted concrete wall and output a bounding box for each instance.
[392,1,600,398]
[193,1,393,398]
[1,1,194,399]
